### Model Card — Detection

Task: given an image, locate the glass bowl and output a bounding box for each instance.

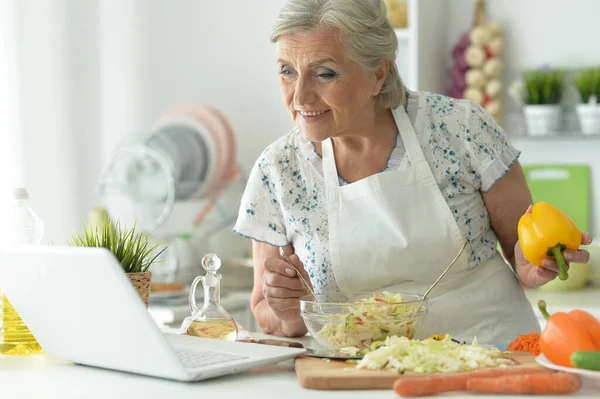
[300,292,428,350]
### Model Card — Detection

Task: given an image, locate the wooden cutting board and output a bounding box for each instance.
[295,351,542,390]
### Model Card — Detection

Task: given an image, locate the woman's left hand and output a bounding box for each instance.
[514,232,593,288]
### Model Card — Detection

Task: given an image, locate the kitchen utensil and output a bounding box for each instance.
[253,339,362,360]
[301,348,363,360]
[422,240,468,299]
[295,351,539,390]
[279,248,317,299]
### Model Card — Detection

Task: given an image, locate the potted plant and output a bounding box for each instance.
[574,67,600,135]
[67,210,165,307]
[509,67,565,136]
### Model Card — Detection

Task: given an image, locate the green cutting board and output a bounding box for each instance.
[522,164,591,232]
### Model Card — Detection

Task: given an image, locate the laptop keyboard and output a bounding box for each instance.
[175,348,249,369]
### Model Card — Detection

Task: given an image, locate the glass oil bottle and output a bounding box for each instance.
[182,253,238,341]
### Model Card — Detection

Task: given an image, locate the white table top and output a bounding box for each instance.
[1,332,599,399]
[1,285,599,398]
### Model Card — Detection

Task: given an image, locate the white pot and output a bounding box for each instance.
[523,105,562,136]
[575,103,600,135]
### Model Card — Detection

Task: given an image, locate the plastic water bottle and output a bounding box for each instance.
[0,188,45,355]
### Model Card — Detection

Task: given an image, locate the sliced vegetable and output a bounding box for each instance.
[571,351,600,371]
[507,331,540,355]
[429,334,449,341]
[355,335,511,374]
[370,340,385,351]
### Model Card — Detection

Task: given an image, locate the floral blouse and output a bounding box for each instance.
[233,90,520,294]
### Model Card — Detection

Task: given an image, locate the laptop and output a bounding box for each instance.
[0,245,306,381]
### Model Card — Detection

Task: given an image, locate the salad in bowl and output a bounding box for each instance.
[300,291,428,350]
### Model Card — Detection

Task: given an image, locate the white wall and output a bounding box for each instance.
[0,0,23,205]
[16,0,79,242]
[66,0,104,234]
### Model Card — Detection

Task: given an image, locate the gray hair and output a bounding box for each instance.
[269,0,405,110]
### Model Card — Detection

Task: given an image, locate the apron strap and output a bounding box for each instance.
[321,138,339,189]
[392,104,469,255]
[392,105,431,179]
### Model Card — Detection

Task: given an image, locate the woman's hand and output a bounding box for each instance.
[261,252,313,322]
[514,206,593,287]
[250,242,311,337]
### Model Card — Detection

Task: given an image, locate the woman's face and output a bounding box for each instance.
[276,27,385,142]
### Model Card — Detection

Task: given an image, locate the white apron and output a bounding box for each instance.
[321,104,540,346]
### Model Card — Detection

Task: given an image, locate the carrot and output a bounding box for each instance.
[466,372,581,395]
[507,332,541,355]
[393,367,549,397]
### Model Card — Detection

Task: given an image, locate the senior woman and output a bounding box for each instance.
[233,0,592,345]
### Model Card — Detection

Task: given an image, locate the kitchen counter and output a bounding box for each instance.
[1,287,598,398]
[1,331,599,398]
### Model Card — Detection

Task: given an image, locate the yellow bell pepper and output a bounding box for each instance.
[518,202,581,281]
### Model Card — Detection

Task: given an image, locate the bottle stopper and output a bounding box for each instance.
[202,253,221,272]
[201,253,221,287]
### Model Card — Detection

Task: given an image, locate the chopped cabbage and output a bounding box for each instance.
[315,291,424,349]
[353,335,512,374]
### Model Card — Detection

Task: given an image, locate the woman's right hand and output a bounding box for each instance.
[261,252,313,322]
